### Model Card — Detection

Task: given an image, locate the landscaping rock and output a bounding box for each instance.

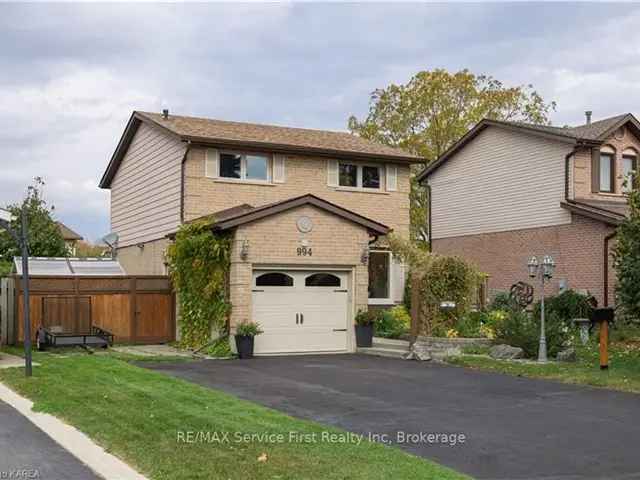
[489,344,524,360]
[557,347,577,362]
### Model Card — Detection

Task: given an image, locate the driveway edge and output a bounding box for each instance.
[0,382,148,480]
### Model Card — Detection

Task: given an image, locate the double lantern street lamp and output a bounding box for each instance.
[527,255,556,363]
[0,208,33,377]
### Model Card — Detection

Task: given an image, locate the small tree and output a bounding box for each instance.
[388,234,483,335]
[614,180,640,321]
[0,177,67,271]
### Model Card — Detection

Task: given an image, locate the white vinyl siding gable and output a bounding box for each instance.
[428,127,572,240]
[110,122,186,247]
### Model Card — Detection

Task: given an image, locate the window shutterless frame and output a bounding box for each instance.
[622,154,637,193]
[219,150,271,182]
[599,153,615,193]
[337,162,382,190]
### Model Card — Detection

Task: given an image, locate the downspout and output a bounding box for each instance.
[603,231,617,307]
[426,184,432,252]
[564,147,579,202]
[180,141,191,223]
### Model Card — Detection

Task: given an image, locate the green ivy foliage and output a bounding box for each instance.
[389,234,484,335]
[165,220,231,349]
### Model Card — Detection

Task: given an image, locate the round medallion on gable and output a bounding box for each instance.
[296,216,313,233]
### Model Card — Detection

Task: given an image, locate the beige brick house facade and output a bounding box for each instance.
[420,113,635,306]
[100,110,420,354]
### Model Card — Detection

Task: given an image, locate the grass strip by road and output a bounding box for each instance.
[0,350,468,480]
[449,342,640,394]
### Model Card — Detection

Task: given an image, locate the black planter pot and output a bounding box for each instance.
[235,335,255,359]
[355,324,373,347]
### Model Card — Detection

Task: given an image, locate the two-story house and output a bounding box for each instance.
[99,110,421,354]
[418,112,636,307]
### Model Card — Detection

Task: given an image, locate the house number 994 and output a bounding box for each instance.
[297,246,312,257]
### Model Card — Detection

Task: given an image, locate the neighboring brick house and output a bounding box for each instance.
[418,112,636,307]
[99,110,421,354]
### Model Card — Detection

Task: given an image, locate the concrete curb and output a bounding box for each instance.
[0,382,148,480]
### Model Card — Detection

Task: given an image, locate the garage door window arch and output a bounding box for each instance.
[305,273,341,287]
[255,272,294,287]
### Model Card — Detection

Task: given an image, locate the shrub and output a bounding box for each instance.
[374,306,410,339]
[355,309,380,326]
[492,310,571,358]
[455,311,485,338]
[235,321,263,337]
[489,291,515,312]
[205,336,232,358]
[532,290,594,325]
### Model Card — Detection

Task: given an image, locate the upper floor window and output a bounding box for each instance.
[219,152,270,181]
[338,162,381,189]
[599,152,615,193]
[622,148,637,193]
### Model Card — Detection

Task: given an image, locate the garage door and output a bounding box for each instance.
[251,270,350,354]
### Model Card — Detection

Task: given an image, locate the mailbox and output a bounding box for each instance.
[591,307,615,325]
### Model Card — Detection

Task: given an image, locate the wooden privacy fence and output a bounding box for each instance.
[4,275,175,345]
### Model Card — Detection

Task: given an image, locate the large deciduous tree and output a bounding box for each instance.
[0,177,67,274]
[348,69,556,242]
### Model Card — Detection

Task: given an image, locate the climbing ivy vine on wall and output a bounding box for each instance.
[165,220,232,348]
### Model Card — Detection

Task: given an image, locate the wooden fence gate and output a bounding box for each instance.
[10,275,175,345]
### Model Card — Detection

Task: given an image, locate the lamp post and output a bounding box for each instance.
[0,207,32,377]
[527,255,556,363]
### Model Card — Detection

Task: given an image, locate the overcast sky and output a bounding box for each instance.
[1,2,639,241]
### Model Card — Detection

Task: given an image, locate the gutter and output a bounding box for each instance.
[603,231,617,307]
[180,141,192,223]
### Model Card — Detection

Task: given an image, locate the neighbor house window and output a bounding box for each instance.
[599,153,615,193]
[622,154,637,193]
[368,251,390,300]
[338,162,382,190]
[220,152,270,181]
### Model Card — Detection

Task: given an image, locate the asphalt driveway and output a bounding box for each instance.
[0,399,99,480]
[143,355,640,480]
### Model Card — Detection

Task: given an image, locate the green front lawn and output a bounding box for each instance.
[0,350,467,480]
[449,342,640,394]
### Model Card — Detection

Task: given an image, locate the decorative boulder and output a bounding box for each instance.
[489,344,524,360]
[557,347,577,362]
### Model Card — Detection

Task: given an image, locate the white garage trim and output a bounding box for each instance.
[250,266,355,355]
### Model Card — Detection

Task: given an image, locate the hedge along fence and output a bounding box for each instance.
[3,275,175,345]
[389,235,486,337]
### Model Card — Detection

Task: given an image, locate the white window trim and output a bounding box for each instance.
[368,249,393,305]
[219,150,272,183]
[337,161,383,191]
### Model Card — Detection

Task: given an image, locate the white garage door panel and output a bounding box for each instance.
[251,270,349,354]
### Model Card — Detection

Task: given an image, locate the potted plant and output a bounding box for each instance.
[355,310,377,347]
[234,321,263,359]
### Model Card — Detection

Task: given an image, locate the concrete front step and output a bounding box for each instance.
[371,337,411,351]
[357,346,408,359]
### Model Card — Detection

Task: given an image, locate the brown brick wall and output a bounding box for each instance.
[432,214,616,306]
[183,147,411,238]
[573,125,640,201]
